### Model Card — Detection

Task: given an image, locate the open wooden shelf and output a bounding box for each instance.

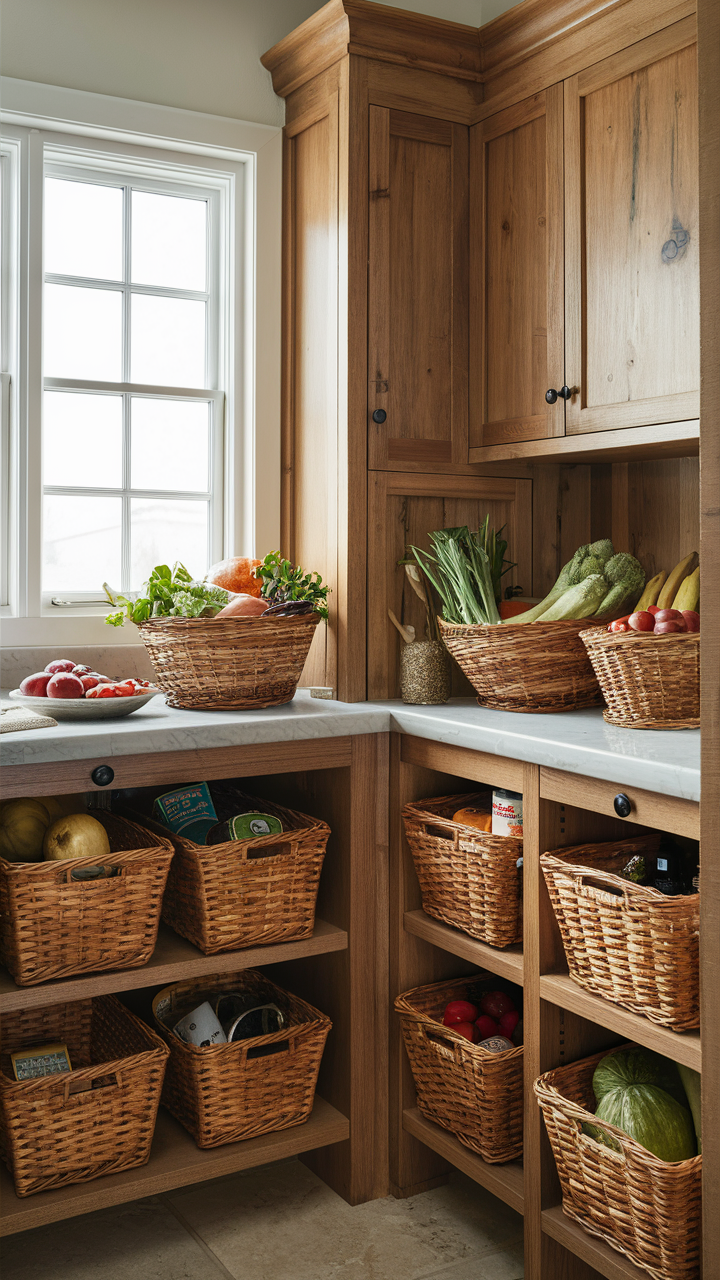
[468,419,699,466]
[539,974,701,1073]
[542,1205,654,1280]
[402,1109,524,1216]
[0,919,348,1012]
[403,910,523,985]
[0,1096,349,1237]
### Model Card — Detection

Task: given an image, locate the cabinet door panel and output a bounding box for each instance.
[368,107,468,468]
[470,87,565,449]
[565,28,699,434]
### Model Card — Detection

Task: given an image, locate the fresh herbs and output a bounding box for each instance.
[409,527,503,626]
[255,552,330,620]
[105,563,229,626]
[477,515,516,605]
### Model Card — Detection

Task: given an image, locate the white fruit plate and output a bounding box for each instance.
[8,689,159,721]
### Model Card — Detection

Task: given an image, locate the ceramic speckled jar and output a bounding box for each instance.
[400,640,451,705]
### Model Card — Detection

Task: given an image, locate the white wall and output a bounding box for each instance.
[1,0,518,126]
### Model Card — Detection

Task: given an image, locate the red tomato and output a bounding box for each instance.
[443,999,479,1025]
[628,611,655,632]
[474,1015,499,1040]
[450,1021,479,1043]
[480,991,516,1019]
[608,620,630,633]
[499,1010,520,1036]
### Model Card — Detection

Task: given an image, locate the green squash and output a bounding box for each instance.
[593,1047,687,1107]
[595,1084,696,1163]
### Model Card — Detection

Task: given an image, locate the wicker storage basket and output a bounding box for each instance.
[402,793,522,948]
[395,974,523,1163]
[439,617,604,713]
[534,1046,702,1280]
[580,627,700,728]
[0,995,169,1197]
[541,834,699,1031]
[0,812,174,987]
[137,612,321,710]
[149,793,329,955]
[152,969,331,1148]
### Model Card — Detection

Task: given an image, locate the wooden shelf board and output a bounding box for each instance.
[542,1206,654,1280]
[404,910,523,984]
[403,1109,524,1216]
[0,1097,348,1237]
[540,974,701,1072]
[0,919,348,1012]
[468,419,699,466]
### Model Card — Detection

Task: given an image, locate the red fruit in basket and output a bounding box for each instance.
[499,1010,520,1036]
[474,1015,499,1040]
[443,1000,479,1025]
[608,620,630,633]
[44,658,76,674]
[628,611,655,632]
[451,1022,479,1043]
[653,620,686,634]
[19,672,52,697]
[653,609,684,624]
[681,610,700,632]
[480,991,516,1019]
[46,672,84,699]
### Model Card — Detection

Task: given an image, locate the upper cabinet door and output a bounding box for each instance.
[565,24,699,436]
[469,86,565,450]
[368,108,469,470]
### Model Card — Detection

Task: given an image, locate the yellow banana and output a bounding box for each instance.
[635,571,667,612]
[657,552,699,610]
[672,565,700,613]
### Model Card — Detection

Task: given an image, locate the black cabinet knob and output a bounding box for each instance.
[91,765,115,787]
[372,409,387,424]
[613,793,632,818]
[546,386,571,404]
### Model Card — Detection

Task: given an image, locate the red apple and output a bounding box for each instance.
[480,990,516,1019]
[44,658,77,674]
[474,1015,499,1040]
[653,609,684,624]
[443,999,479,1025]
[19,672,52,697]
[628,610,655,632]
[681,610,700,632]
[499,1010,520,1036]
[79,674,101,692]
[46,672,84,699]
[653,620,685,634]
[72,664,93,675]
[450,1021,479,1043]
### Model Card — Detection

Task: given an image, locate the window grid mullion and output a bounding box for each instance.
[121,391,131,592]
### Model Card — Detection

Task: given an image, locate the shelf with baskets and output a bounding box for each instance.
[542,1205,654,1280]
[403,1109,524,1215]
[403,910,523,985]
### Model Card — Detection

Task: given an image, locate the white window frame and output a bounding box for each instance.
[0,78,281,647]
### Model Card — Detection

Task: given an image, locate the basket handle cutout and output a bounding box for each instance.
[246,1039,291,1060]
[246,841,298,861]
[423,823,460,845]
[423,1027,461,1060]
[577,1120,626,1161]
[64,1071,121,1102]
[62,864,127,885]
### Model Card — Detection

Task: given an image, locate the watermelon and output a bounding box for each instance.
[591,1047,696,1163]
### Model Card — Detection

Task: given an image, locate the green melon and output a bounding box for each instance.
[595,1083,696,1163]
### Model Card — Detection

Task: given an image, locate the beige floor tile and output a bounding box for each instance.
[168,1160,523,1280]
[1,1196,229,1280]
[419,1240,524,1280]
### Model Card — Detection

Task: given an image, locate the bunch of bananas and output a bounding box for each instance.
[635,552,699,613]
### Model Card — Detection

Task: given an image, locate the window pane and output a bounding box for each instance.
[45,178,123,281]
[44,283,122,380]
[131,190,207,291]
[130,498,208,587]
[43,494,121,591]
[131,294,205,387]
[131,399,210,491]
[44,391,122,488]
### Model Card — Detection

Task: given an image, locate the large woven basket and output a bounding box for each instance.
[0,812,174,987]
[541,834,699,1031]
[439,617,605,712]
[137,612,322,710]
[152,969,331,1148]
[0,995,169,1197]
[402,793,522,948]
[139,793,329,955]
[534,1046,702,1280]
[580,627,700,728]
[395,974,523,1163]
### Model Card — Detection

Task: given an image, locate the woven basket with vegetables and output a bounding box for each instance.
[410,531,647,713]
[105,554,328,711]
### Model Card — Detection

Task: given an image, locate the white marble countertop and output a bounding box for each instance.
[0,691,700,801]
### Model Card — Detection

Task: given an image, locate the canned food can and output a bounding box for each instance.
[492,788,523,837]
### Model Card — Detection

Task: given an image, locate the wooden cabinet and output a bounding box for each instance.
[368,109,469,469]
[470,18,699,450]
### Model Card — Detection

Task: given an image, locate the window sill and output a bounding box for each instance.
[0,612,145,648]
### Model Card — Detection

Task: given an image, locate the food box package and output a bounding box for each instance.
[153,783,218,843]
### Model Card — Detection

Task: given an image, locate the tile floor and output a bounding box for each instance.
[2,1159,524,1280]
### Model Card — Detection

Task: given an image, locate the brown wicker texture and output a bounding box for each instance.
[0,995,169,1197]
[137,612,321,710]
[534,1045,702,1280]
[152,969,331,1148]
[402,793,522,947]
[439,617,605,713]
[580,627,700,728]
[395,974,523,1163]
[0,812,174,987]
[541,834,700,1031]
[150,795,329,955]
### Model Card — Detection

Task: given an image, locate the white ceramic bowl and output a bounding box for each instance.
[8,689,159,721]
